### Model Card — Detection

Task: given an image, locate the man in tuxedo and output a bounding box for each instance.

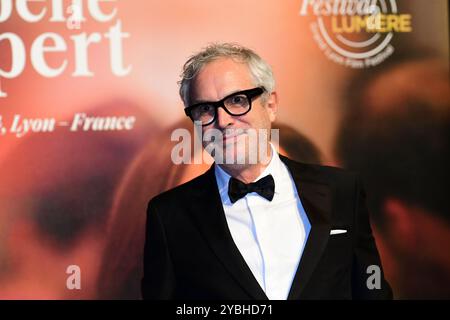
[141,43,392,300]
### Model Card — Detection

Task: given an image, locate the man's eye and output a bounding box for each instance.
[200,104,213,112]
[230,95,246,105]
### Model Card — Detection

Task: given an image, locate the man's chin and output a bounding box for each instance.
[206,146,244,165]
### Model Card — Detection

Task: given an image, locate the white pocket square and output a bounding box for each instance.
[330,229,347,235]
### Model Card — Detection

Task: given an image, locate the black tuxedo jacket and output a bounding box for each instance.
[141,155,392,299]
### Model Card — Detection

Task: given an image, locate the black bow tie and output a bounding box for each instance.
[228,174,275,203]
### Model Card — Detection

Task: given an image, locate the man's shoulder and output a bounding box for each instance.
[280,155,358,184]
[148,166,212,209]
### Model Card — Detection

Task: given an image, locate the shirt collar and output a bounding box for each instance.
[214,143,289,201]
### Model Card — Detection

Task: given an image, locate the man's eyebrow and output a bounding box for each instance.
[192,89,243,105]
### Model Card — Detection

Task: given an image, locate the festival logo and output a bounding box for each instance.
[299,0,412,68]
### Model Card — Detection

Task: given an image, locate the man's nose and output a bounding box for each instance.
[215,106,235,129]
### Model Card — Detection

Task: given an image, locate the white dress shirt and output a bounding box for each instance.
[214,145,311,300]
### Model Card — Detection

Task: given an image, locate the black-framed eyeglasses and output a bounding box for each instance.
[184,87,266,126]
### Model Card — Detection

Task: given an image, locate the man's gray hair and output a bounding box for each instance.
[178,43,275,107]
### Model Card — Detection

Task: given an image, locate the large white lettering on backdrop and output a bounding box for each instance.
[0,0,131,97]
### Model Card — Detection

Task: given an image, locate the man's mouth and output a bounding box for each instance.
[223,131,245,144]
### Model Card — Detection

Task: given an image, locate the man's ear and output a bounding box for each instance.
[265,91,278,123]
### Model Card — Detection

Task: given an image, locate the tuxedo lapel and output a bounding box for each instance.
[184,156,332,300]
[186,165,268,300]
[279,156,333,300]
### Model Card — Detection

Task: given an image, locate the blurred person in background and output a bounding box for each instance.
[0,101,153,299]
[336,57,450,299]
